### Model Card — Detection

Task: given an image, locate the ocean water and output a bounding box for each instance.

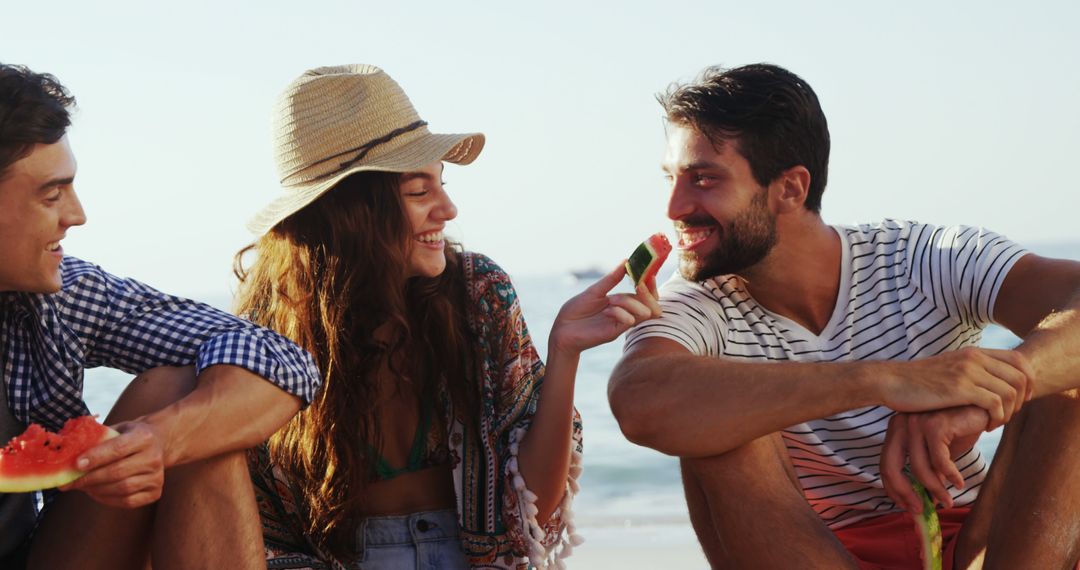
[80,241,1075,532]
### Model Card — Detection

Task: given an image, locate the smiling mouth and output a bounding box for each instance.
[46,242,62,253]
[676,227,715,249]
[415,231,444,245]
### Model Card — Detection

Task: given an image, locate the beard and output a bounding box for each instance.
[678,189,777,282]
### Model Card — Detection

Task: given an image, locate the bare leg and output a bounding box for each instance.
[954,390,1080,569]
[152,450,264,570]
[681,459,726,568]
[29,366,266,570]
[28,366,196,570]
[682,432,859,569]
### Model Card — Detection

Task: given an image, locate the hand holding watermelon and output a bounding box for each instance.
[0,416,118,493]
[59,419,168,508]
[548,235,668,354]
[881,407,988,512]
[0,415,171,509]
[549,264,661,354]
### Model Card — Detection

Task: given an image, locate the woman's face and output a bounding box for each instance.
[399,161,457,278]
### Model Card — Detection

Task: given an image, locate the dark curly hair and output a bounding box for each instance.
[0,63,76,179]
[659,63,831,212]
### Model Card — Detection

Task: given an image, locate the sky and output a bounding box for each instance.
[3,0,1078,300]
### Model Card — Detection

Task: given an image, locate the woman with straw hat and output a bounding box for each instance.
[236,65,659,569]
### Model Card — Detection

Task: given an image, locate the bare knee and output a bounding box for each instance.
[681,435,858,569]
[684,432,800,490]
[106,366,197,423]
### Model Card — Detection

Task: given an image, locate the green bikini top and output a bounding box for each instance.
[367,393,450,481]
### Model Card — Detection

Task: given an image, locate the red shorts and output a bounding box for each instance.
[832,508,969,570]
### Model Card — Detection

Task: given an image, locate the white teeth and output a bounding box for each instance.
[46,242,60,251]
[416,232,444,243]
[678,228,714,244]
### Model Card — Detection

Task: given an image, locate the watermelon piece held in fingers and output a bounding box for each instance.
[625,233,672,286]
[906,472,943,570]
[0,416,118,493]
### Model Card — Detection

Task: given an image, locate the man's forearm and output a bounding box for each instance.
[609,353,880,457]
[142,364,302,467]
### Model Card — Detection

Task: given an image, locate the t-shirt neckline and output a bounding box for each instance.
[750,225,852,348]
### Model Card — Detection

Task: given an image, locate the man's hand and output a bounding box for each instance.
[879,347,1034,428]
[60,421,166,508]
[880,406,990,513]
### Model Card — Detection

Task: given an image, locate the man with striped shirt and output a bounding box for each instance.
[0,64,321,569]
[609,64,1080,568]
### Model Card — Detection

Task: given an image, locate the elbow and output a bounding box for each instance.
[608,372,663,449]
[237,389,302,448]
[258,394,303,438]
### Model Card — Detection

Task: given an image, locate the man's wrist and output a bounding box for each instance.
[838,360,885,408]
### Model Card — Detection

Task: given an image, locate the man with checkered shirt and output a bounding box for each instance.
[0,63,321,569]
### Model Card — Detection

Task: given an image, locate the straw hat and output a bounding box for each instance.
[247,64,485,235]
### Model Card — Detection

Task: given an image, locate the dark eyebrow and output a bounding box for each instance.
[661,161,729,174]
[684,161,727,172]
[37,177,74,192]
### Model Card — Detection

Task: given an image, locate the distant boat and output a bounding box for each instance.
[570,267,606,281]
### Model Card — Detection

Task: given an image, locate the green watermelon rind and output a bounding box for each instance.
[626,234,670,286]
[0,425,118,493]
[907,473,944,570]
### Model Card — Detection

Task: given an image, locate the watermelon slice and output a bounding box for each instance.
[625,233,672,286]
[0,416,118,493]
[906,472,943,570]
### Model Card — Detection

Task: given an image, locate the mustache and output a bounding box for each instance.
[674,216,718,231]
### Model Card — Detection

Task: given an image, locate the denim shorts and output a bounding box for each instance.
[355,508,468,569]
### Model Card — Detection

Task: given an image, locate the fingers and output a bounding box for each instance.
[66,447,162,490]
[68,473,163,508]
[73,431,128,472]
[926,428,964,491]
[906,416,953,509]
[74,425,152,472]
[644,273,660,299]
[585,261,630,296]
[633,281,663,319]
[947,347,1030,426]
[62,423,165,509]
[973,352,1026,419]
[880,414,920,513]
[603,306,638,330]
[981,348,1036,402]
[970,387,1007,431]
[609,292,658,324]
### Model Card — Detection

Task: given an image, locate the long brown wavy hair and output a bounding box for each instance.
[234,170,480,559]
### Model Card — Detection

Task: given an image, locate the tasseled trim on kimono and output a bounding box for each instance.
[506,426,584,569]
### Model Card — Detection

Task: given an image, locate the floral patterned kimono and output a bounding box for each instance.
[248,252,584,569]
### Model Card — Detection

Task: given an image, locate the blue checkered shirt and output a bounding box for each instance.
[0,257,321,430]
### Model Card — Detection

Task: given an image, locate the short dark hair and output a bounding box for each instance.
[659,63,831,212]
[0,63,76,179]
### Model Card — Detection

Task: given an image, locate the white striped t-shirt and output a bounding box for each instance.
[624,219,1029,529]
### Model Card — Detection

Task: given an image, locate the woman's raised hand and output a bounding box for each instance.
[548,262,662,354]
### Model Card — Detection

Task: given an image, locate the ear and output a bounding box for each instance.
[772,166,811,213]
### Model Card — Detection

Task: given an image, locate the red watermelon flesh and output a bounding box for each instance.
[626,233,672,286]
[0,416,118,493]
